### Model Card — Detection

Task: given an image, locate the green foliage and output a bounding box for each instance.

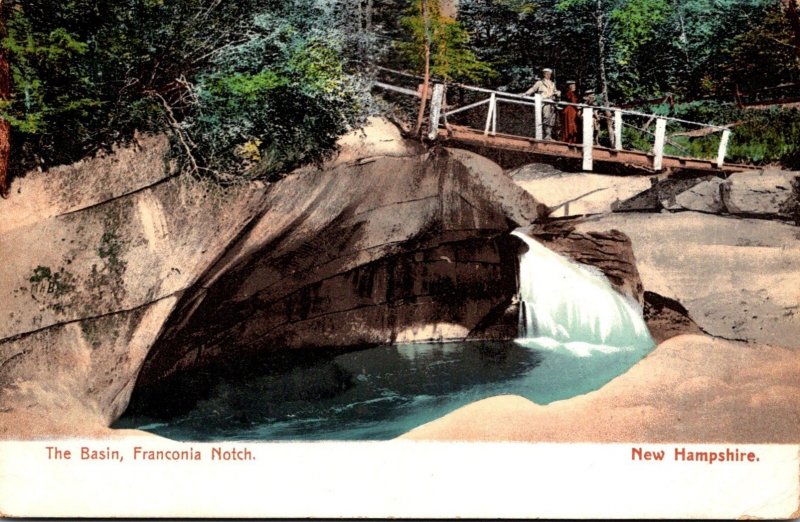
[459,0,779,101]
[722,2,800,94]
[182,5,372,180]
[0,0,374,182]
[610,0,669,65]
[622,101,800,167]
[399,0,494,82]
[1,7,99,146]
[725,109,800,167]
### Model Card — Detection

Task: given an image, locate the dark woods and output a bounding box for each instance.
[0,0,798,192]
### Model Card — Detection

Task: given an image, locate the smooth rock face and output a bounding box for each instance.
[574,212,800,348]
[0,134,174,235]
[136,148,545,388]
[721,169,799,219]
[0,139,269,437]
[667,177,725,213]
[511,167,652,217]
[0,297,178,438]
[0,119,546,437]
[0,177,267,340]
[0,123,546,436]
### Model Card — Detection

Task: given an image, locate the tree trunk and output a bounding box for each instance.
[596,0,614,140]
[783,0,800,60]
[596,0,609,104]
[0,3,11,198]
[414,0,431,136]
[414,41,431,136]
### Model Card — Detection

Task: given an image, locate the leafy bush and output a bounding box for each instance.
[634,101,800,167]
[182,8,372,181]
[2,0,374,182]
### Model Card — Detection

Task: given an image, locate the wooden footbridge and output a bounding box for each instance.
[375,69,759,175]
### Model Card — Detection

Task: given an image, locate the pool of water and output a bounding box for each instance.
[115,337,653,441]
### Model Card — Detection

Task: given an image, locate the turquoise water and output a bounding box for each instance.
[115,337,653,441]
[115,231,654,441]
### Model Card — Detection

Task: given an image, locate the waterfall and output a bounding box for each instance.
[512,230,653,354]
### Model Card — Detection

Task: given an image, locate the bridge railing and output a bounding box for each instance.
[429,83,731,171]
[373,68,733,171]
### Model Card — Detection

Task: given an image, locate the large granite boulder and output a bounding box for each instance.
[664,177,726,213]
[510,165,652,217]
[135,147,545,389]
[613,169,799,221]
[0,122,546,437]
[574,212,800,348]
[0,138,269,438]
[721,169,799,220]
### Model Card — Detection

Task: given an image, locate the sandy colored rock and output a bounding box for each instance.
[667,177,725,213]
[402,334,800,443]
[574,212,800,348]
[0,140,268,437]
[510,167,652,217]
[0,177,267,340]
[721,169,798,219]
[0,134,173,235]
[449,148,548,223]
[330,117,424,166]
[138,148,545,387]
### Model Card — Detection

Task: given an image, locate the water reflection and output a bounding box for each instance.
[116,337,651,441]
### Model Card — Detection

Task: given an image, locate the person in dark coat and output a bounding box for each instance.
[561,81,579,143]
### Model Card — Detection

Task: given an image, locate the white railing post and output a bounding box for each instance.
[614,110,623,150]
[484,92,496,136]
[653,118,667,171]
[717,129,731,168]
[534,94,543,140]
[492,98,498,136]
[427,83,445,140]
[582,107,594,171]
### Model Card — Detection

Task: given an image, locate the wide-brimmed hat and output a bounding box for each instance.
[542,68,553,73]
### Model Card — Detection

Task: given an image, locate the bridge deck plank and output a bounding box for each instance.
[440,128,759,175]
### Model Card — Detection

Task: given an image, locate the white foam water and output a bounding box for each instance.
[511,229,653,353]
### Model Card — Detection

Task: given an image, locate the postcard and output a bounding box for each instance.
[0,0,798,518]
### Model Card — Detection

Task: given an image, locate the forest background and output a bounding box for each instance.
[0,0,798,195]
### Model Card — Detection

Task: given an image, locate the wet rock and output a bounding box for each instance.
[643,291,704,343]
[529,220,644,306]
